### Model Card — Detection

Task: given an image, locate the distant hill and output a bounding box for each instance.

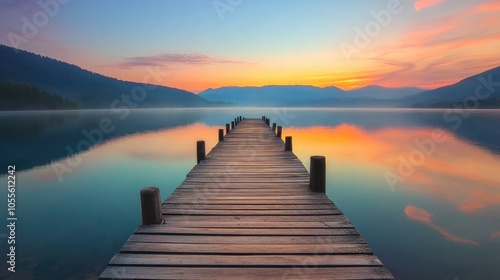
[0,45,211,109]
[199,85,345,106]
[406,66,500,108]
[0,82,78,110]
[200,67,500,108]
[347,85,423,99]
[199,85,424,107]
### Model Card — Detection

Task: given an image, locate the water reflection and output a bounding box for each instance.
[404,205,479,246]
[286,125,500,213]
[1,109,499,175]
[0,122,224,280]
[0,109,211,173]
[0,108,499,280]
[286,123,500,279]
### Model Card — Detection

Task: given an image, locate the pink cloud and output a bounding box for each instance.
[491,231,500,239]
[473,1,500,13]
[404,205,433,224]
[405,205,479,246]
[110,53,246,69]
[358,0,500,90]
[414,0,445,11]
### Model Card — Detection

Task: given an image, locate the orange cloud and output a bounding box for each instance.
[404,205,433,223]
[491,231,500,239]
[414,0,445,11]
[348,0,500,90]
[405,205,478,245]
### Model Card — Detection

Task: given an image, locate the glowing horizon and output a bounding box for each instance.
[1,0,500,93]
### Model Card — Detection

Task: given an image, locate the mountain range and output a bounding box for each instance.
[408,66,500,108]
[0,44,210,109]
[200,67,500,108]
[199,85,424,107]
[1,44,499,109]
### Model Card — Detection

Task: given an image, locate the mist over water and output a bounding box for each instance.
[0,108,499,280]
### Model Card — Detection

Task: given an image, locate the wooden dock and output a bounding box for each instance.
[99,117,394,280]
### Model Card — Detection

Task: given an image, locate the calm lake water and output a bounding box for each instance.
[0,108,499,280]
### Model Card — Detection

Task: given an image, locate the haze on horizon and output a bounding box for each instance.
[1,0,500,94]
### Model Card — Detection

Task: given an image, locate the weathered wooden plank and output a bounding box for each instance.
[164,199,335,205]
[162,215,345,222]
[188,170,310,175]
[173,188,311,194]
[168,195,326,200]
[162,204,337,210]
[109,253,382,267]
[100,266,394,280]
[178,182,310,188]
[161,209,342,216]
[186,175,311,180]
[159,220,354,229]
[135,226,359,236]
[127,234,366,244]
[182,178,311,183]
[121,242,371,254]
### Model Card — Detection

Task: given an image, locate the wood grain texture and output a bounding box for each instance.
[99,118,394,279]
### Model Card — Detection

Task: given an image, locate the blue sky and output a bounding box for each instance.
[1,0,499,92]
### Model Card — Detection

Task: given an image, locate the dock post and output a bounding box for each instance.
[231,121,235,129]
[310,156,326,193]
[218,129,224,142]
[262,116,265,121]
[196,141,206,164]
[266,118,270,126]
[226,123,230,134]
[140,187,162,225]
[277,126,283,138]
[235,118,238,125]
[285,136,292,152]
[272,123,277,133]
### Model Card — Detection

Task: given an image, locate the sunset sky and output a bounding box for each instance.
[1,0,500,93]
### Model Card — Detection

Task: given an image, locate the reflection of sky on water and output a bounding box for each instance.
[0,109,499,280]
[288,125,500,213]
[0,122,222,279]
[287,124,500,280]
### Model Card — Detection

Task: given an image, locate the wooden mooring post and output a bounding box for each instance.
[276,126,282,138]
[310,156,326,193]
[140,187,162,225]
[196,140,205,164]
[285,136,292,152]
[218,129,224,142]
